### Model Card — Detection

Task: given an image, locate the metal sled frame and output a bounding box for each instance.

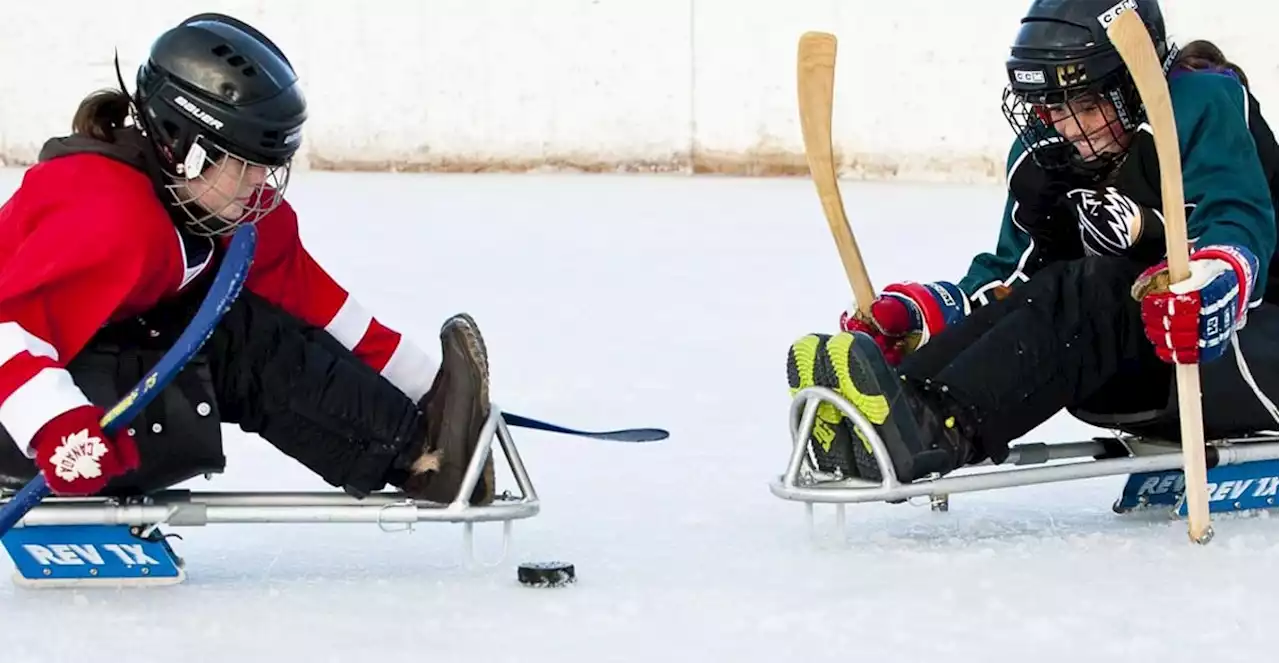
[771,387,1280,513]
[2,405,539,568]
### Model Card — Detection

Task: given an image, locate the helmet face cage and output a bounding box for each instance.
[162,135,291,237]
[1001,66,1144,179]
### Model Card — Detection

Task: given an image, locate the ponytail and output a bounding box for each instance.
[71,89,133,141]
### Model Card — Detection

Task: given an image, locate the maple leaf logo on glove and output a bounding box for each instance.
[48,428,107,482]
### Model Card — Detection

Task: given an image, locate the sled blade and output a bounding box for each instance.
[3,524,185,588]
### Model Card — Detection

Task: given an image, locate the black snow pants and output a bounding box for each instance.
[898,256,1279,465]
[0,283,424,497]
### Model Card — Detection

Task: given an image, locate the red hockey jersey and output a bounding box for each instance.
[0,147,438,457]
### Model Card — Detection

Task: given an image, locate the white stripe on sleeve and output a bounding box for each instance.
[0,367,92,457]
[380,339,441,403]
[0,321,58,364]
[325,295,374,351]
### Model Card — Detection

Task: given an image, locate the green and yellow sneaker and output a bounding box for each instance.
[789,331,974,483]
[787,333,876,479]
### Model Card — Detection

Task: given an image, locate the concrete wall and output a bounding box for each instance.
[1,0,1274,182]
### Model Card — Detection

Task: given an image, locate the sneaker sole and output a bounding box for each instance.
[788,334,861,478]
[822,332,922,482]
[787,334,840,452]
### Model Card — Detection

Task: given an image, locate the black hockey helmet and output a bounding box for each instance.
[127,13,307,235]
[1000,0,1173,178]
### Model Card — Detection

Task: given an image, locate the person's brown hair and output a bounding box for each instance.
[1173,39,1250,89]
[71,89,133,141]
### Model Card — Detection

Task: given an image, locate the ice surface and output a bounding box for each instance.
[0,169,1275,663]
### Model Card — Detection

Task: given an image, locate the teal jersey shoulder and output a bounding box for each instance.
[1167,71,1275,299]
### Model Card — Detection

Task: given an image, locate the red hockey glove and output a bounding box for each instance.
[32,405,139,496]
[839,281,969,365]
[1131,244,1258,365]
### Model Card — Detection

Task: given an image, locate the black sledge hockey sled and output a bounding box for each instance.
[772,386,1279,537]
[0,405,539,588]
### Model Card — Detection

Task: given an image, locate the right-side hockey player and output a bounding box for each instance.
[786,0,1278,483]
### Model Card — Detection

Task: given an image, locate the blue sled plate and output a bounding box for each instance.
[2,525,184,587]
[1114,459,1279,516]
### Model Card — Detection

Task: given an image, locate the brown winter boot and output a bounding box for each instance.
[398,313,495,505]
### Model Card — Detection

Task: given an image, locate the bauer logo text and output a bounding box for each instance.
[174,95,225,130]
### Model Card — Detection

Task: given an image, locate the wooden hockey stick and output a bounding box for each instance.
[1107,10,1213,544]
[796,31,876,314]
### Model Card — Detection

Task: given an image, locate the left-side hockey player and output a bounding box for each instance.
[786,0,1278,483]
[0,13,495,505]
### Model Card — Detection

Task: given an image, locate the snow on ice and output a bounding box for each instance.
[0,169,1275,663]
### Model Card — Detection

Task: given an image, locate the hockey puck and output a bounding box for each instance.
[517,561,576,587]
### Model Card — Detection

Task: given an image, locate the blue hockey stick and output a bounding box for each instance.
[0,225,258,537]
[501,412,668,442]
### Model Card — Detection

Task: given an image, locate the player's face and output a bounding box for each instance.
[186,154,269,221]
[1042,94,1128,161]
